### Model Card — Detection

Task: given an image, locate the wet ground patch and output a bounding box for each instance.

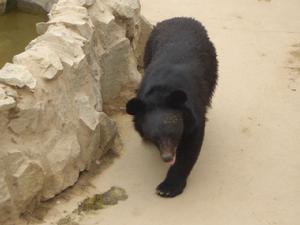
[286,43,300,92]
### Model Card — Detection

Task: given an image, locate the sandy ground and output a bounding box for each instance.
[11,0,300,225]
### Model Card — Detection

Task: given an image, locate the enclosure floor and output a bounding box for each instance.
[13,0,300,225]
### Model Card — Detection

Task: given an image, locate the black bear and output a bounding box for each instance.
[126,17,218,197]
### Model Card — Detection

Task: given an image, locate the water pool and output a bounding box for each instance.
[0,9,47,68]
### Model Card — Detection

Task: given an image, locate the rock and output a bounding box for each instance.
[88,1,125,50]
[0,87,16,111]
[0,150,45,215]
[0,63,37,90]
[100,38,141,102]
[103,0,140,19]
[132,15,153,68]
[5,160,45,213]
[79,0,95,7]
[75,94,100,130]
[13,45,63,80]
[98,112,118,150]
[37,3,94,39]
[1,84,18,99]
[0,175,16,223]
[29,25,87,67]
[42,133,82,199]
[100,38,131,101]
[0,0,151,222]
[36,22,48,35]
[0,96,16,111]
[8,103,44,135]
[0,87,5,99]
[2,150,27,174]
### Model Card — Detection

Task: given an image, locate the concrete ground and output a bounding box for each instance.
[13,0,300,225]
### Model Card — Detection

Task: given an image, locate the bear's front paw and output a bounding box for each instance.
[156,179,186,198]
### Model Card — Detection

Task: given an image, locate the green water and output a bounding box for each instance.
[0,9,47,68]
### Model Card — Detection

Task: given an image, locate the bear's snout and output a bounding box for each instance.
[161,151,174,162]
[158,140,177,165]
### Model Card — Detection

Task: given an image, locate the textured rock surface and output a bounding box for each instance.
[0,63,37,90]
[132,15,153,68]
[0,86,16,111]
[0,0,152,222]
[103,0,140,19]
[13,45,63,80]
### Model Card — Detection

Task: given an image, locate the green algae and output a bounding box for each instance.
[77,187,128,213]
[55,187,128,225]
[57,216,79,225]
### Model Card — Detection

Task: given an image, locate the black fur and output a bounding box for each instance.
[126,17,218,197]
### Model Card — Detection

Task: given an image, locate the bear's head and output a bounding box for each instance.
[126,90,187,165]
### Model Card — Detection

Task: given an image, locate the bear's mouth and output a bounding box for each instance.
[160,150,176,165]
[166,154,176,166]
[158,140,177,166]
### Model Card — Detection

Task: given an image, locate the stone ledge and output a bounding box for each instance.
[0,0,152,222]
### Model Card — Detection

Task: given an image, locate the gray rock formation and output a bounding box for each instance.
[0,0,152,222]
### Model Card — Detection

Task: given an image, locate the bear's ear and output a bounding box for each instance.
[166,90,187,107]
[126,98,145,115]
